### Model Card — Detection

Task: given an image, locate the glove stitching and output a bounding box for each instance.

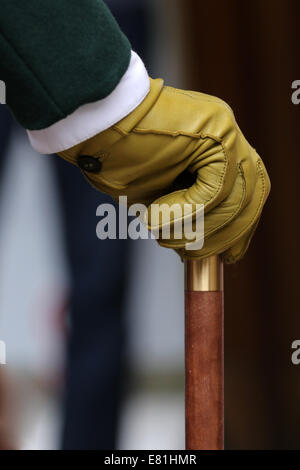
[182,159,267,261]
[223,159,267,262]
[133,128,229,211]
[204,163,246,238]
[156,164,244,246]
[132,127,223,141]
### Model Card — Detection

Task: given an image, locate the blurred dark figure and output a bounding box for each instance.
[55,159,130,449]
[181,0,300,450]
[0,1,150,450]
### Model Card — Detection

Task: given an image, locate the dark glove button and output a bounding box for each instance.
[78,155,102,173]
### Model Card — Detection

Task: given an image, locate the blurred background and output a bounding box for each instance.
[0,0,299,450]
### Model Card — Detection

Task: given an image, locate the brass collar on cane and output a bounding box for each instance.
[184,256,224,292]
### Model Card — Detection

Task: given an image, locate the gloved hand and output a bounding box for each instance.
[58,78,270,263]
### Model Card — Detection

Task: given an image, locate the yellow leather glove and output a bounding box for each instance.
[58,78,270,263]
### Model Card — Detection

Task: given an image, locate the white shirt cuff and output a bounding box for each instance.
[27,51,150,154]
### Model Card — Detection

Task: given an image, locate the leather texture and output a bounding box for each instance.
[59,78,270,263]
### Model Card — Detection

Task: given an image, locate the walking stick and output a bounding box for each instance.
[185,255,224,450]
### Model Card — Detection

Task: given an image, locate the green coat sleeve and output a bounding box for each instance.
[0,0,131,130]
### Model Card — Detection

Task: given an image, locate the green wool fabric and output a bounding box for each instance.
[0,0,131,130]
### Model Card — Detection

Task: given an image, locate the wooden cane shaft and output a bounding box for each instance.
[185,258,224,450]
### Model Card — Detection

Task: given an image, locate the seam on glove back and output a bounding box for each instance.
[204,163,246,238]
[130,129,231,211]
[184,159,267,261]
